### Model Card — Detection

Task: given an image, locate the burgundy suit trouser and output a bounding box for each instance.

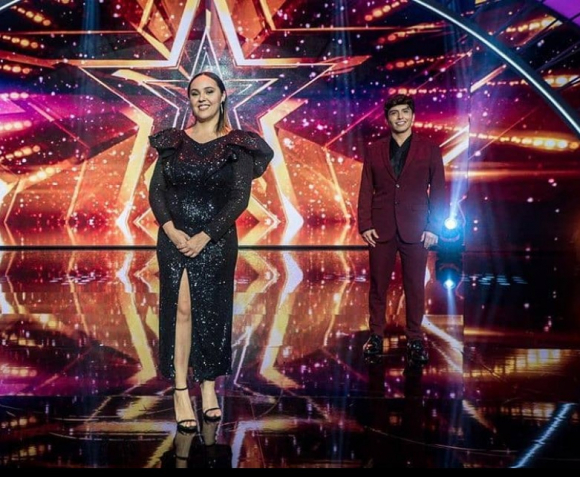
[368,233,428,341]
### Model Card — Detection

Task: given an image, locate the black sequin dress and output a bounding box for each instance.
[148,128,274,381]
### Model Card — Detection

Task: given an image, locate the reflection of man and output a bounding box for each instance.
[357,93,447,363]
[362,359,426,468]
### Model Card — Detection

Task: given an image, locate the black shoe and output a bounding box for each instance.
[173,386,198,434]
[203,408,222,423]
[363,333,383,356]
[407,339,429,364]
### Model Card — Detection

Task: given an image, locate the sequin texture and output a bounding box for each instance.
[148,128,274,381]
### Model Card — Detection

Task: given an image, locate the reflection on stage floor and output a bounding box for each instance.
[0,249,579,468]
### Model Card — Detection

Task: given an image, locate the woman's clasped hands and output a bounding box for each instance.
[176,231,211,258]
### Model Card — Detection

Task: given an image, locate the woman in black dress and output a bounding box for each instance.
[148,71,273,433]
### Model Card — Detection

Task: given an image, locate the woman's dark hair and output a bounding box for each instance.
[384,93,415,115]
[187,71,231,134]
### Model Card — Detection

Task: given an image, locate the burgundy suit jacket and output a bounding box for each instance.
[357,133,447,243]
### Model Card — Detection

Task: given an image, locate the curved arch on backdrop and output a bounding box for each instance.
[413,0,580,137]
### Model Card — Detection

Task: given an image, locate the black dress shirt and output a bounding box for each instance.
[389,134,412,178]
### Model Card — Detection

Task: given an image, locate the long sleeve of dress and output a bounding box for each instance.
[202,149,254,242]
[148,128,183,227]
[203,131,274,242]
[148,159,173,227]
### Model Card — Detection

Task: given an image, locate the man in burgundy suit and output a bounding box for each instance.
[357,93,447,364]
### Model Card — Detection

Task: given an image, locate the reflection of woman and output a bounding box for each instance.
[160,420,232,468]
[202,420,232,469]
[172,429,198,469]
[149,71,274,433]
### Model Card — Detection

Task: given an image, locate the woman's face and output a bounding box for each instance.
[188,75,225,123]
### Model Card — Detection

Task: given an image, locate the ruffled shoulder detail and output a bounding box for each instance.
[225,129,274,178]
[149,128,183,159]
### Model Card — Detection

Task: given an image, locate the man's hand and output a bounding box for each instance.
[362,229,379,247]
[421,231,438,249]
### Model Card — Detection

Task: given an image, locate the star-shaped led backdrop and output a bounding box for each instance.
[0,0,579,249]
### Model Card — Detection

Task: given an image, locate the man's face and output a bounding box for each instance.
[386,104,414,135]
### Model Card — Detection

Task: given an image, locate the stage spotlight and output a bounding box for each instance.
[443,278,456,290]
[435,254,463,291]
[438,215,464,254]
[444,217,458,230]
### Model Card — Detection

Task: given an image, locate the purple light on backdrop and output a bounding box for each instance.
[543,0,580,26]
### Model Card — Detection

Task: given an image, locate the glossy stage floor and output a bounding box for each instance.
[1,248,579,468]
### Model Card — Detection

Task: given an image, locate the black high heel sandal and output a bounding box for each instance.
[173,386,198,433]
[201,381,222,423]
[203,407,222,423]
